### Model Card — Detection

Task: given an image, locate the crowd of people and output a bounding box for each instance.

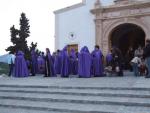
[7,39,150,79]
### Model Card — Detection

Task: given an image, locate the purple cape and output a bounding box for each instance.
[37,56,45,74]
[47,50,56,76]
[106,53,113,63]
[52,53,55,64]
[26,60,30,68]
[14,51,29,77]
[69,49,78,75]
[61,46,69,77]
[91,49,104,77]
[78,46,91,78]
[54,51,62,74]
[31,50,38,74]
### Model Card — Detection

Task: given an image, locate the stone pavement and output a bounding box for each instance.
[0,71,149,88]
[0,71,150,113]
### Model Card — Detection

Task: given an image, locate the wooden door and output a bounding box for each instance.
[67,44,78,55]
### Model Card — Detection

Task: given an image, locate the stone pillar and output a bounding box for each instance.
[95,19,103,51]
[102,37,109,56]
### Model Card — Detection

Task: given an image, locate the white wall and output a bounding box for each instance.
[55,0,96,52]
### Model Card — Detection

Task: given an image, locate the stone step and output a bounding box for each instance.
[0,99,117,113]
[0,84,150,91]
[0,92,150,107]
[0,87,150,98]
[0,99,150,113]
[0,107,65,113]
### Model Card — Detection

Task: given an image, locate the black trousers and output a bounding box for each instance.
[45,60,51,76]
[8,64,14,76]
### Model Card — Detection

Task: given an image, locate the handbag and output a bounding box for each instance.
[115,66,120,72]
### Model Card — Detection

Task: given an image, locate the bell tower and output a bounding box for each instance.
[94,0,101,8]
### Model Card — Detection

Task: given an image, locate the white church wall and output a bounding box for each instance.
[55,0,96,52]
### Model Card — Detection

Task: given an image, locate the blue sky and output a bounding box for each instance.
[0,0,113,55]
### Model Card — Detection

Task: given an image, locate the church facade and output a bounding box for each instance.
[54,0,150,55]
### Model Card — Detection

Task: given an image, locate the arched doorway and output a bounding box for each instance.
[110,23,145,56]
[109,23,146,70]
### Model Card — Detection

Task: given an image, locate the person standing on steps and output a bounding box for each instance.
[143,39,150,78]
[78,46,91,78]
[8,52,16,77]
[14,51,29,77]
[91,45,104,77]
[44,48,55,77]
[31,49,38,76]
[60,46,69,78]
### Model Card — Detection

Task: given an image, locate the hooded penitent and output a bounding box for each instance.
[106,52,113,66]
[78,46,91,78]
[31,49,38,75]
[37,54,45,74]
[69,48,78,75]
[61,46,69,77]
[54,50,62,74]
[14,51,29,77]
[46,48,56,76]
[91,48,104,77]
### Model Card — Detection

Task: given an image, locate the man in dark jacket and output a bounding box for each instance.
[143,39,150,78]
[111,47,124,76]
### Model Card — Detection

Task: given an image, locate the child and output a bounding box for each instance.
[139,58,148,76]
[131,55,141,76]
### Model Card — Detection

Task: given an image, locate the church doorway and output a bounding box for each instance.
[109,23,146,70]
[109,23,146,56]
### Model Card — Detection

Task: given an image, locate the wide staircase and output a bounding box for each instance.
[0,84,150,113]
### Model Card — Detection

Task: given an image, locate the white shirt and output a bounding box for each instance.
[7,54,16,64]
[131,57,141,64]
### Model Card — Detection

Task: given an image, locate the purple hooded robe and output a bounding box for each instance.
[69,49,78,75]
[78,46,91,78]
[37,55,45,74]
[14,51,29,77]
[31,49,38,75]
[91,49,104,77]
[61,46,69,77]
[106,53,113,66]
[46,49,56,77]
[54,50,62,74]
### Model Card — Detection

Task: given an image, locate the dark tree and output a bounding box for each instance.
[5,25,19,53]
[6,13,30,59]
[29,42,37,51]
[10,25,19,44]
[19,13,30,59]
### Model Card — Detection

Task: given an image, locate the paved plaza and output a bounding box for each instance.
[0,71,149,88]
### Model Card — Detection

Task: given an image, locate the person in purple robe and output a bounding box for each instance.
[44,48,56,77]
[106,50,113,66]
[14,51,29,77]
[26,59,31,75]
[74,52,79,75]
[91,45,104,77]
[37,53,45,74]
[78,46,91,78]
[54,50,62,74]
[69,48,78,75]
[31,49,38,76]
[61,46,69,77]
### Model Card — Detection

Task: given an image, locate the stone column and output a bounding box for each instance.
[95,19,102,48]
